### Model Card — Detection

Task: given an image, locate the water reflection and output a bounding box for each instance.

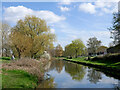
[87,69,102,84]
[37,77,56,88]
[114,80,120,90]
[38,59,119,88]
[48,60,64,73]
[65,62,86,81]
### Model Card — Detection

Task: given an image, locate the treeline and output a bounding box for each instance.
[63,37,108,58]
[1,16,56,59]
[1,11,120,59]
[52,37,108,58]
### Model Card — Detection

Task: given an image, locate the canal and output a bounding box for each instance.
[38,59,120,88]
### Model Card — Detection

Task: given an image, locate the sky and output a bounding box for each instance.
[1,0,119,49]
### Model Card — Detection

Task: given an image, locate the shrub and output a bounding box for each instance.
[92,53,120,63]
[0,57,11,60]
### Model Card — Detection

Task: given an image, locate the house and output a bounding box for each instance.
[96,46,108,56]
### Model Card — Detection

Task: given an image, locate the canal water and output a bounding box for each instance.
[38,59,120,88]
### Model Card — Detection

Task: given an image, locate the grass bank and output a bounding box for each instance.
[0,57,11,63]
[63,54,120,79]
[1,69,38,88]
[1,57,49,88]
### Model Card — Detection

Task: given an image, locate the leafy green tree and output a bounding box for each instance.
[10,15,56,58]
[65,39,86,58]
[10,32,32,58]
[108,13,120,45]
[64,43,75,58]
[72,39,86,58]
[87,37,101,56]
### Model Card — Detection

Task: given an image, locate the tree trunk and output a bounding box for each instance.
[15,45,21,58]
[75,50,77,58]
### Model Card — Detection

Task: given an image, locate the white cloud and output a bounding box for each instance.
[79,3,96,14]
[60,6,70,12]
[3,6,66,24]
[95,2,106,8]
[79,1,118,15]
[59,0,72,5]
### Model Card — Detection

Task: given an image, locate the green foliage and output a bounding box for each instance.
[87,37,101,55]
[64,54,120,70]
[92,53,120,64]
[64,43,75,58]
[2,69,38,88]
[64,39,86,58]
[0,57,11,60]
[9,15,56,58]
[0,57,11,63]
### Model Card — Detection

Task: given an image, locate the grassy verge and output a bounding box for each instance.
[64,57,120,70]
[1,57,49,88]
[1,69,38,88]
[62,55,120,79]
[0,59,11,63]
[0,57,12,63]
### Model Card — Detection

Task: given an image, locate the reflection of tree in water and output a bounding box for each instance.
[48,60,64,73]
[65,62,86,81]
[37,77,57,88]
[87,69,102,84]
[55,60,64,73]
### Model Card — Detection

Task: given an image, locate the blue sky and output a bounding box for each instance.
[2,1,118,49]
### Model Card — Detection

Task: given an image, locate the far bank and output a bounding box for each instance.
[61,53,120,79]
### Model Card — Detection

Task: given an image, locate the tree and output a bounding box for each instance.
[108,13,120,45]
[72,39,86,58]
[64,43,75,58]
[64,39,86,58]
[55,44,63,57]
[10,32,32,58]
[9,15,56,58]
[1,23,11,57]
[87,37,101,56]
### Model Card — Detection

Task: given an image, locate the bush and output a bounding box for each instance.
[0,57,11,60]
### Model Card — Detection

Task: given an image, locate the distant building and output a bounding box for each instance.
[96,46,108,56]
